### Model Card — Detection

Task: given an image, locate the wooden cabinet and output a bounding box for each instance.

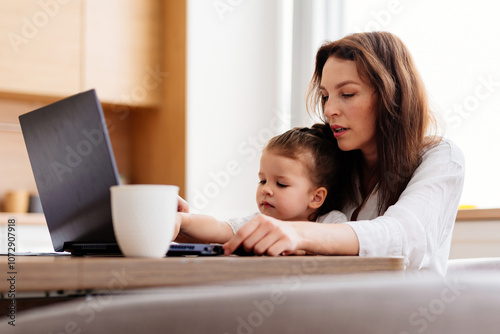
[0,0,161,106]
[0,0,82,97]
[0,0,186,209]
[83,0,161,106]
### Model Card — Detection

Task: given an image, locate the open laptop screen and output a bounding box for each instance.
[19,89,120,252]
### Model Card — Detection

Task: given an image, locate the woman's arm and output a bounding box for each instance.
[174,212,234,244]
[223,214,359,256]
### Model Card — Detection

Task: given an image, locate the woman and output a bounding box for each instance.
[181,32,465,273]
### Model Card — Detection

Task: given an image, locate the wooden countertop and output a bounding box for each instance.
[0,255,404,294]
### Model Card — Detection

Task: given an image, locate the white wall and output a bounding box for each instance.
[186,0,292,219]
[450,221,500,259]
[289,0,344,127]
[186,0,346,219]
[0,223,52,253]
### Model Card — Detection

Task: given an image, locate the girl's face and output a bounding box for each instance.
[256,150,320,221]
[320,56,378,165]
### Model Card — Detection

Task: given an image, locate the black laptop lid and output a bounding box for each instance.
[19,89,120,252]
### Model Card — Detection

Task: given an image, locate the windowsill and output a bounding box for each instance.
[456,208,500,221]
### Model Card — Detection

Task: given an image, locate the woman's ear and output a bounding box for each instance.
[309,187,327,209]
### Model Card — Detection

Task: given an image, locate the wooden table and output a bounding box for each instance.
[1,255,403,293]
[0,255,403,315]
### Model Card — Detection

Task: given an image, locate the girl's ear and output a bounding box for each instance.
[309,187,327,210]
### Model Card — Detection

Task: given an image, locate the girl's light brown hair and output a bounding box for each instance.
[307,31,439,214]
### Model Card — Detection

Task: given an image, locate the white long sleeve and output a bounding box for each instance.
[344,138,465,274]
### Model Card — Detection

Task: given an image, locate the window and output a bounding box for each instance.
[342,0,500,209]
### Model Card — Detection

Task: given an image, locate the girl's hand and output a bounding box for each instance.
[223,214,301,256]
[177,196,189,213]
[172,212,198,243]
[172,212,183,241]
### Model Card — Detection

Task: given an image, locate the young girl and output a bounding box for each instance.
[173,124,347,249]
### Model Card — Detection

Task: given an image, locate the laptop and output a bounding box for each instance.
[19,89,224,257]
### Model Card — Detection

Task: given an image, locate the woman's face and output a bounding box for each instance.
[320,56,378,164]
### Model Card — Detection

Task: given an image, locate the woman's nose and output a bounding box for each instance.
[323,99,340,118]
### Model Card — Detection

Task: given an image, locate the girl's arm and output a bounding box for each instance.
[174,212,234,244]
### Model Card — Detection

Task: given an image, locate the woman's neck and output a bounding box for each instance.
[362,149,377,171]
[360,156,378,199]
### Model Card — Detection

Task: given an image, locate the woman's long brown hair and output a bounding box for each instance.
[307,31,439,215]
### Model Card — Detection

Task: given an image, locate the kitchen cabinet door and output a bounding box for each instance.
[0,0,82,97]
[83,0,162,107]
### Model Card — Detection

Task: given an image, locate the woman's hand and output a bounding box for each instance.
[177,196,189,213]
[223,214,301,256]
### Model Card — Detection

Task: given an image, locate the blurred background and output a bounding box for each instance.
[187,0,500,218]
[1,0,499,254]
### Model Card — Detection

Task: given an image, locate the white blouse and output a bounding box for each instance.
[332,138,465,274]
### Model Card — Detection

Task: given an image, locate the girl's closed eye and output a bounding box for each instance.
[259,180,266,185]
[276,182,288,188]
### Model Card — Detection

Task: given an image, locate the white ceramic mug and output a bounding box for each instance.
[110,184,179,258]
